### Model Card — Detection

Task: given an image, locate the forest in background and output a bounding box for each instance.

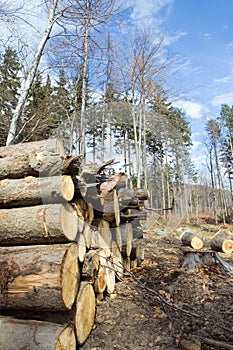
[0,0,233,225]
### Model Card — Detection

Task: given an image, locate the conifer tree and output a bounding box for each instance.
[0,47,21,146]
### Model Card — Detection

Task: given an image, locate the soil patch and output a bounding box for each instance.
[80,225,233,350]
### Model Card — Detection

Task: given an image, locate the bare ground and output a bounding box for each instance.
[80,221,233,350]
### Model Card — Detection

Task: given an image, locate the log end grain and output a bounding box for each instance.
[61,243,80,309]
[61,175,75,201]
[56,325,76,350]
[180,231,204,250]
[211,238,233,254]
[75,283,96,345]
[60,202,78,241]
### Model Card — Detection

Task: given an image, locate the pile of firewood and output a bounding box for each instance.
[0,138,147,349]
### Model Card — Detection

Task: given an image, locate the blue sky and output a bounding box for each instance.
[2,0,233,170]
[129,0,233,168]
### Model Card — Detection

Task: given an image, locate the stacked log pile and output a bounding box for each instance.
[0,138,147,349]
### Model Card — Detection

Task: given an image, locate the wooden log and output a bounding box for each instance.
[94,265,107,293]
[111,241,124,279]
[0,138,65,158]
[137,244,145,267]
[103,189,120,226]
[0,243,80,310]
[210,237,233,253]
[77,232,87,263]
[93,250,109,293]
[0,175,74,207]
[130,241,140,260]
[0,203,78,245]
[180,231,204,250]
[0,152,64,180]
[83,224,92,249]
[123,257,131,272]
[75,282,96,345]
[0,316,76,350]
[61,155,83,175]
[111,226,122,251]
[130,259,138,269]
[118,188,138,210]
[115,174,128,190]
[135,188,149,200]
[121,223,133,258]
[105,259,116,294]
[98,219,112,251]
[81,249,100,283]
[120,210,146,222]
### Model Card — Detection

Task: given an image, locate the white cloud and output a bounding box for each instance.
[214,74,233,84]
[202,32,212,40]
[191,140,202,151]
[173,100,207,119]
[164,30,187,45]
[130,0,173,22]
[211,92,233,107]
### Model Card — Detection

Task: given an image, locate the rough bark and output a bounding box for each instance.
[75,282,96,345]
[0,203,78,245]
[0,243,80,310]
[0,138,64,158]
[103,189,120,226]
[81,249,100,283]
[0,175,74,207]
[0,152,64,179]
[0,316,76,350]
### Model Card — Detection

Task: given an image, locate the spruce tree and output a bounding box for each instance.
[0,47,21,146]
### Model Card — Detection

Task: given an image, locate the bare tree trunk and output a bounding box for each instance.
[6,0,59,145]
[80,0,90,162]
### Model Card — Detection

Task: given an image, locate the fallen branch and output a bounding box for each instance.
[199,336,233,350]
[98,254,199,318]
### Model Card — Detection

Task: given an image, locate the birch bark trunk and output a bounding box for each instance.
[6,0,59,145]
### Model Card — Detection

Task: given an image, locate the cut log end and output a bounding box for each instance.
[75,283,96,345]
[60,202,78,241]
[190,236,204,250]
[61,175,75,201]
[211,238,233,254]
[56,325,76,350]
[61,243,80,309]
[180,231,204,250]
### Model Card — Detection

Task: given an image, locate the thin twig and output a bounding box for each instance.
[98,254,199,318]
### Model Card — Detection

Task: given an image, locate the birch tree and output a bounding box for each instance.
[6,0,60,145]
